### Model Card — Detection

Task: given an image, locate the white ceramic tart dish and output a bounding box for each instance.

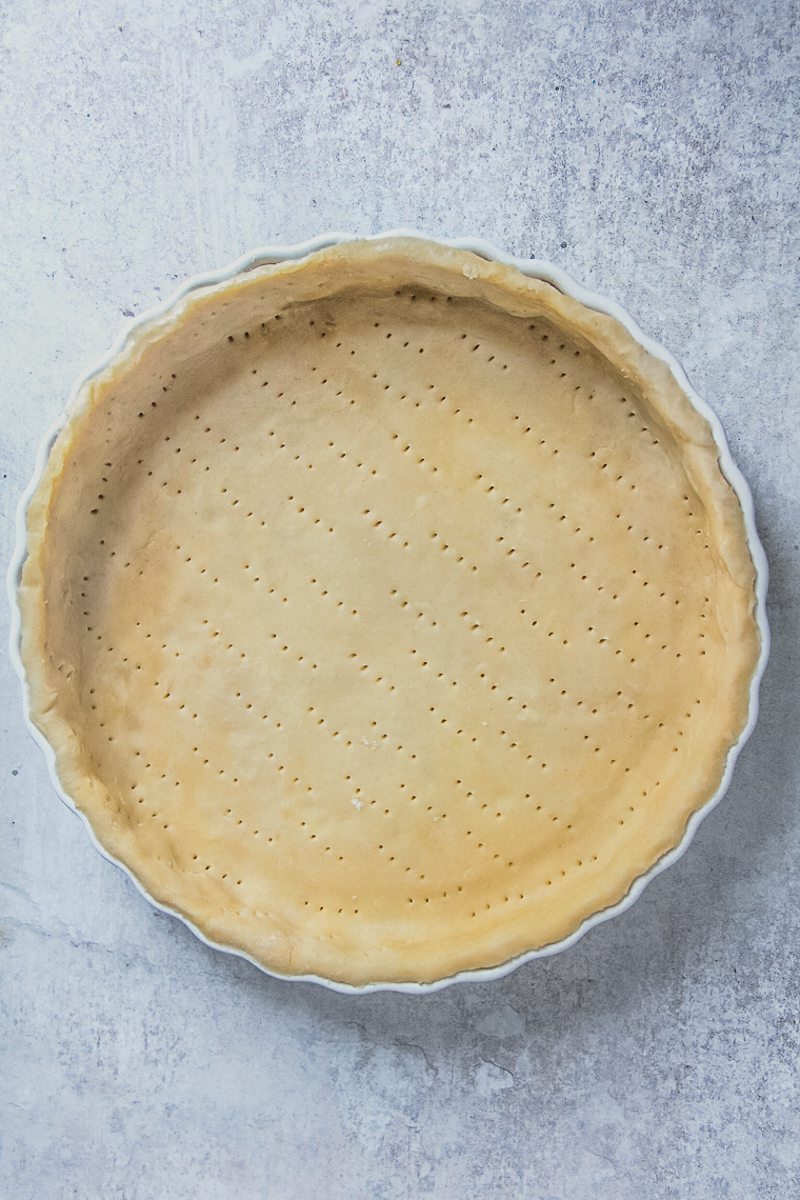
[10,232,768,992]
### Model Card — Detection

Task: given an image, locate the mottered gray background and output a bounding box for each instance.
[1,1,797,1197]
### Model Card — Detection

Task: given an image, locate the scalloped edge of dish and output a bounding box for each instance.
[7,228,770,994]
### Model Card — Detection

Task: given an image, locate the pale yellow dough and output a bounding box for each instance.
[20,238,760,984]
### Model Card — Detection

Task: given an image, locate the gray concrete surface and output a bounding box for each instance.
[1,1,798,1197]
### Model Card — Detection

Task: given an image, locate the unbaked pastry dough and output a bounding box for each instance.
[20,238,760,984]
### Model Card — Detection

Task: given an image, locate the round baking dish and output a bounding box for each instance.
[8,230,769,992]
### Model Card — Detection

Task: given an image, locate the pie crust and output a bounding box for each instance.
[19,238,761,985]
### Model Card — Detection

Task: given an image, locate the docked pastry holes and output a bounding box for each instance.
[28,244,758,985]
